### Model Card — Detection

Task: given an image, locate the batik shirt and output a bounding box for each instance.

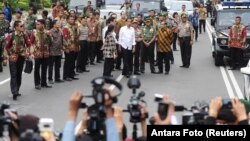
[62,24,79,52]
[229,24,247,49]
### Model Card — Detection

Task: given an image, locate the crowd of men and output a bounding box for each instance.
[0,0,247,101]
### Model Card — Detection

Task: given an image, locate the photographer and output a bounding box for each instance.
[77,88,127,141]
[152,95,175,125]
[205,97,249,125]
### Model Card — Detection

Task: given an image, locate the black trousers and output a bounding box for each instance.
[115,44,122,69]
[173,33,178,50]
[77,40,88,71]
[63,51,75,79]
[9,56,25,95]
[48,55,62,81]
[88,41,96,63]
[140,42,155,72]
[96,40,103,61]
[230,47,243,67]
[0,46,3,72]
[193,26,198,41]
[134,41,142,73]
[179,37,192,67]
[122,47,133,75]
[199,20,206,33]
[103,58,114,77]
[157,52,171,73]
[34,58,49,86]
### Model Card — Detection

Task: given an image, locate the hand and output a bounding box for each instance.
[140,102,148,120]
[3,59,8,65]
[114,106,124,133]
[209,97,222,118]
[65,49,70,53]
[190,40,193,46]
[68,91,83,121]
[231,98,248,122]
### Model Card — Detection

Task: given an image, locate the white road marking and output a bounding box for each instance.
[227,67,244,99]
[206,19,239,98]
[220,67,235,98]
[0,78,10,85]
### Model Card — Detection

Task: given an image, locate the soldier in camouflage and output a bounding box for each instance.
[0,11,10,72]
[24,8,37,36]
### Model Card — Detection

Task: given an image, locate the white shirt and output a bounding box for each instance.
[118,26,136,50]
[103,26,117,43]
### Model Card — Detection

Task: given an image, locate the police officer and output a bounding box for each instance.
[25,7,37,36]
[0,11,9,72]
[177,13,194,68]
[141,17,157,73]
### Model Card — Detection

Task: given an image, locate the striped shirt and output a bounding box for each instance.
[157,27,173,52]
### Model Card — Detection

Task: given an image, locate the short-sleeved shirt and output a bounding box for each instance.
[177,21,193,37]
[142,26,156,42]
[198,8,207,20]
[78,25,88,41]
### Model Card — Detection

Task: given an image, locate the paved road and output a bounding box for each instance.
[0,20,246,135]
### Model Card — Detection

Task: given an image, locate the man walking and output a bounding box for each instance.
[5,21,31,100]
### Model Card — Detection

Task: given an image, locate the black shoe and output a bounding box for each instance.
[83,69,90,72]
[55,79,64,83]
[13,94,18,100]
[126,74,130,78]
[151,71,157,74]
[41,85,52,88]
[228,67,236,70]
[76,69,83,73]
[97,61,102,63]
[171,60,174,64]
[173,49,178,51]
[134,72,141,75]
[179,65,186,68]
[71,77,79,80]
[116,67,121,70]
[140,71,145,74]
[90,62,95,65]
[35,85,41,90]
[64,78,72,81]
[74,73,79,76]
[48,80,54,84]
[157,71,163,74]
[17,93,21,96]
[165,72,169,75]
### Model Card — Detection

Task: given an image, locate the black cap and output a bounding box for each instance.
[148,9,155,13]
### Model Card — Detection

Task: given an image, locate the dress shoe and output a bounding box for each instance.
[49,80,54,84]
[126,74,130,78]
[35,85,41,90]
[74,73,79,76]
[179,65,185,67]
[83,69,90,72]
[151,71,157,74]
[13,94,18,100]
[90,62,95,65]
[228,67,236,70]
[157,71,163,74]
[165,72,169,75]
[71,77,79,80]
[116,67,121,70]
[134,72,141,75]
[41,85,52,88]
[140,71,145,74]
[55,79,64,83]
[76,69,83,73]
[64,78,72,81]
[97,61,102,63]
[17,93,21,96]
[171,60,174,64]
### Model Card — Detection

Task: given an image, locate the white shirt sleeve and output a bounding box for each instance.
[118,27,123,46]
[132,28,136,46]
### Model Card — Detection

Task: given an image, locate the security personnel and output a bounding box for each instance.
[177,13,194,68]
[62,16,79,81]
[228,16,247,70]
[141,17,157,73]
[5,21,31,100]
[148,10,158,32]
[0,11,9,72]
[30,19,52,90]
[24,7,37,36]
[96,10,105,63]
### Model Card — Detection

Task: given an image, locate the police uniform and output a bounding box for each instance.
[141,17,157,73]
[133,19,143,75]
[177,13,194,68]
[0,11,10,72]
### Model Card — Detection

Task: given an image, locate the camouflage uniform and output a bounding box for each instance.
[25,14,37,36]
[0,19,9,71]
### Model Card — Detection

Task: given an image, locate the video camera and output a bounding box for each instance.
[80,76,122,141]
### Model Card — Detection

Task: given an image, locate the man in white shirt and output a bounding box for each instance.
[118,18,136,78]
